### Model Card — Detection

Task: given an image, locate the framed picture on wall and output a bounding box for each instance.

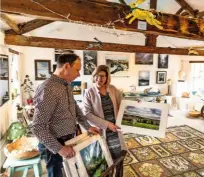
[158,54,168,68]
[138,70,150,86]
[105,54,129,76]
[83,51,97,75]
[135,53,153,65]
[35,60,51,80]
[156,71,167,84]
[71,81,82,95]
[0,55,9,79]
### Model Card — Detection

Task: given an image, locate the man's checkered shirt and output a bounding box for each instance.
[32,75,90,154]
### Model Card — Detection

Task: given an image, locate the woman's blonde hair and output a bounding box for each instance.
[92,65,111,85]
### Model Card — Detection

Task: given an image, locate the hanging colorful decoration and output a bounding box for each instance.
[125,0,163,29]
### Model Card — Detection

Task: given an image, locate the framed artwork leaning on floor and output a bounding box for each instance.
[63,134,113,177]
[116,100,169,138]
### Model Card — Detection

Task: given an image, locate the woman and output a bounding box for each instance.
[83,65,127,177]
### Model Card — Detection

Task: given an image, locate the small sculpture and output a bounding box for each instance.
[86,37,103,49]
[142,87,160,96]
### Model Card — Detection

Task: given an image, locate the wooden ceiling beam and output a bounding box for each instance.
[176,7,184,15]
[5,19,53,34]
[1,0,204,41]
[5,34,204,56]
[0,13,21,34]
[150,0,157,9]
[146,0,158,47]
[19,19,53,34]
[118,0,127,5]
[145,34,158,47]
[198,11,204,18]
[175,0,196,16]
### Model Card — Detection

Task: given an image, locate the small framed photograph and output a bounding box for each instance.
[34,60,51,80]
[116,100,169,138]
[105,54,129,76]
[156,71,167,84]
[63,134,113,177]
[135,53,153,65]
[71,81,82,95]
[83,51,97,75]
[138,70,150,86]
[158,54,168,68]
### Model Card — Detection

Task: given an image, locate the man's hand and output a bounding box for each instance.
[88,127,100,135]
[58,145,75,158]
[107,122,121,132]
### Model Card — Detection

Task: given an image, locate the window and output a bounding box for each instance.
[190,62,204,95]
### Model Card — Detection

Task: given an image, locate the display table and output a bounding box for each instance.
[3,156,42,177]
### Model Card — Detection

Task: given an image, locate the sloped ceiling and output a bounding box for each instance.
[0,0,204,49]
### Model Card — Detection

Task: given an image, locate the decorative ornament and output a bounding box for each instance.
[188,47,199,55]
[125,0,163,29]
[86,37,103,49]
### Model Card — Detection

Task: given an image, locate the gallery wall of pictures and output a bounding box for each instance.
[43,49,179,96]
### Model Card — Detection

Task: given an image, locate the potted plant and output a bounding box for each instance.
[21,75,34,105]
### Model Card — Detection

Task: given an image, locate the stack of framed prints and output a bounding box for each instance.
[63,133,113,177]
[116,100,169,138]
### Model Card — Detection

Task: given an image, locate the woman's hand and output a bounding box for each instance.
[107,122,121,132]
[88,127,100,135]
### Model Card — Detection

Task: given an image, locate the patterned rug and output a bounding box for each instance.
[123,125,204,177]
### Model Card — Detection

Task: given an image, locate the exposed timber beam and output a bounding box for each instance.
[0,13,21,34]
[118,0,127,5]
[198,11,204,18]
[176,7,184,15]
[145,34,158,47]
[146,0,158,47]
[150,0,157,9]
[5,35,204,56]
[1,0,204,41]
[175,0,196,17]
[5,19,53,34]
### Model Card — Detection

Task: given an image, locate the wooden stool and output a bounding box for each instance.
[3,155,42,177]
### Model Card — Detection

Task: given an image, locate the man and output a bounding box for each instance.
[32,54,99,177]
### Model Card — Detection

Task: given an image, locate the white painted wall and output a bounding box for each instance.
[0,30,24,168]
[21,22,182,101]
[20,48,181,102]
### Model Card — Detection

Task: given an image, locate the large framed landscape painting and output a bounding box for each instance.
[116,100,169,138]
[63,134,113,177]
